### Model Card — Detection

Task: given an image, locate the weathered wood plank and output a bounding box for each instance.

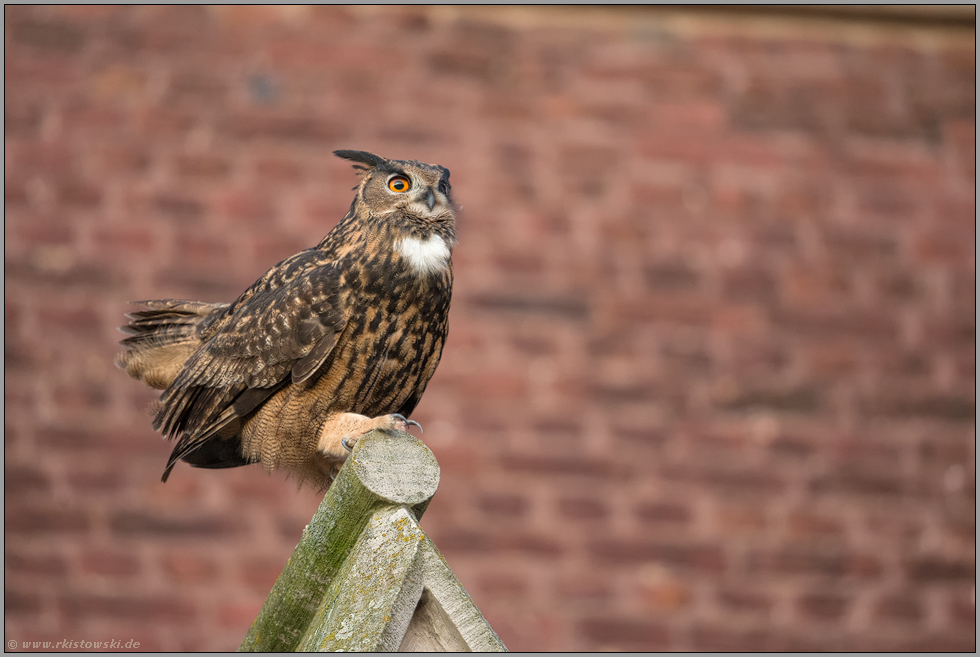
[297,505,427,651]
[238,431,439,652]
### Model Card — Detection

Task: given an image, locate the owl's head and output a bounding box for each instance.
[335,150,454,229]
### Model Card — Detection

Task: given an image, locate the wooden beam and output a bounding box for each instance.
[238,431,505,652]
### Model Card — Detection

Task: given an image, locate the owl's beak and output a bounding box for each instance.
[425,188,435,211]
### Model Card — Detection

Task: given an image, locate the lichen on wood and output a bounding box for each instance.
[238,430,505,652]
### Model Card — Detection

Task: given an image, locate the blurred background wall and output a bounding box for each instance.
[4,5,975,651]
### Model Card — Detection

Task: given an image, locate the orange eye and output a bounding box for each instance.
[387,176,411,193]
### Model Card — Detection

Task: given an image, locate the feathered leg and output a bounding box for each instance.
[316,412,421,460]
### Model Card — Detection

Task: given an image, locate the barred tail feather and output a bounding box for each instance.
[114,300,228,390]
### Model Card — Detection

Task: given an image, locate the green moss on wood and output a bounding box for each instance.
[238,431,438,652]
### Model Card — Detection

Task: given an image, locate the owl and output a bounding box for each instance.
[116,150,455,490]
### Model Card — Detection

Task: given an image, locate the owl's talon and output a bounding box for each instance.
[341,437,353,452]
[391,413,423,434]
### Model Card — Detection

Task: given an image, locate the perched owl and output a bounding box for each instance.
[116,150,455,490]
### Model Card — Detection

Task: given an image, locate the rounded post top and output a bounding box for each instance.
[349,430,440,506]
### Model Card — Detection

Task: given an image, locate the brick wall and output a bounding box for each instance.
[4,5,975,651]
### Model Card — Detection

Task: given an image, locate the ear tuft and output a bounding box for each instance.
[333,150,388,170]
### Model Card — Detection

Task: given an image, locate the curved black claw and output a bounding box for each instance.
[392,413,423,434]
[342,437,353,452]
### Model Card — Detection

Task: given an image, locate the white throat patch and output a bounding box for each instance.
[396,234,451,275]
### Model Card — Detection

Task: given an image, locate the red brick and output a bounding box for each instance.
[578,617,671,651]
[153,269,243,300]
[53,382,111,410]
[691,625,774,652]
[904,555,975,582]
[643,260,701,292]
[590,539,725,573]
[7,507,90,534]
[148,192,206,221]
[4,465,50,497]
[249,235,312,269]
[786,511,844,539]
[110,511,245,538]
[803,343,862,378]
[715,384,821,414]
[823,229,899,264]
[635,502,691,525]
[166,70,229,105]
[715,504,767,533]
[5,588,42,616]
[895,635,977,652]
[240,557,284,593]
[478,493,529,517]
[217,601,262,629]
[11,13,86,50]
[948,591,976,630]
[555,574,612,603]
[783,264,854,305]
[5,551,68,577]
[717,588,773,616]
[659,464,786,496]
[557,497,609,521]
[172,233,233,267]
[4,5,975,652]
[9,142,74,175]
[858,392,974,422]
[161,553,219,583]
[222,112,348,143]
[912,230,974,265]
[748,546,882,579]
[252,156,305,183]
[215,189,277,225]
[730,73,837,135]
[943,119,975,178]
[93,226,157,254]
[60,593,195,623]
[4,101,44,137]
[135,107,197,137]
[438,528,562,557]
[173,154,231,179]
[6,256,117,289]
[796,591,851,621]
[5,183,33,212]
[80,550,141,577]
[37,306,104,338]
[36,426,151,453]
[504,454,618,479]
[476,571,527,596]
[495,532,564,557]
[637,579,691,612]
[52,177,103,209]
[722,266,778,302]
[97,144,152,174]
[67,468,127,492]
[874,593,923,624]
[468,293,589,321]
[922,312,975,347]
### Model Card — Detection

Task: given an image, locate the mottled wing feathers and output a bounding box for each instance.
[292,320,343,383]
[197,274,346,388]
[119,300,228,348]
[154,262,347,465]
